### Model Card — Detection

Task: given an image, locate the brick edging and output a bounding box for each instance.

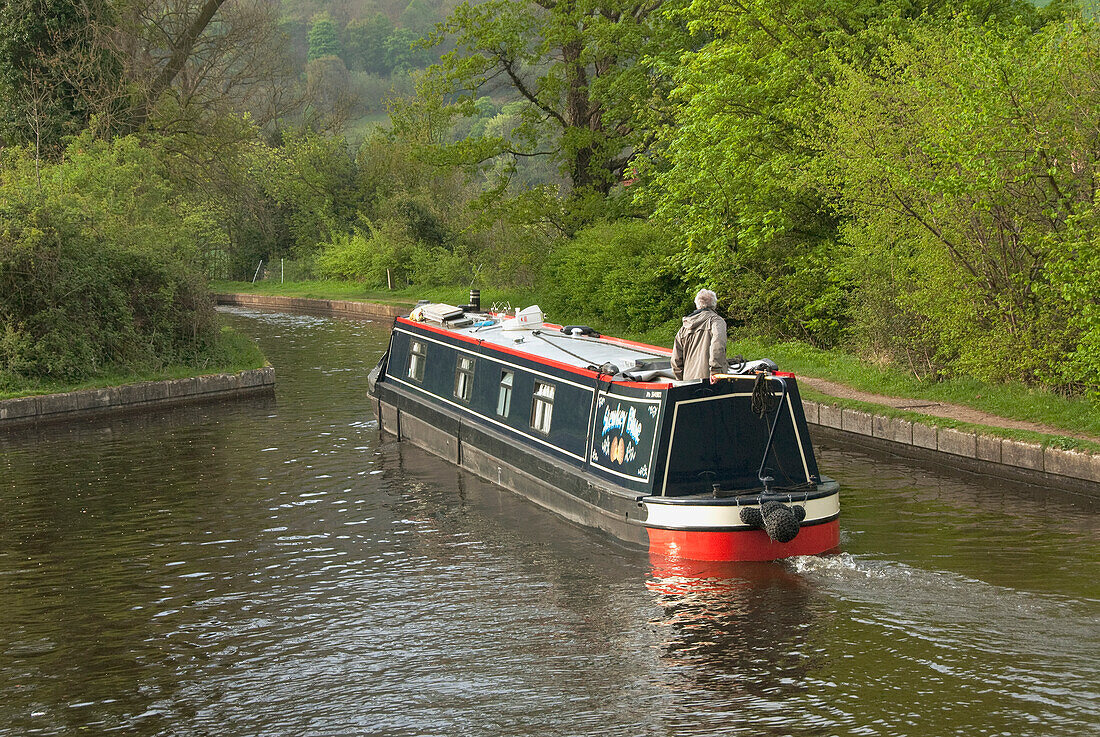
[803,399,1100,497]
[215,293,409,320]
[0,366,275,430]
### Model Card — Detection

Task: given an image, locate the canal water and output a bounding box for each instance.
[1,308,1097,737]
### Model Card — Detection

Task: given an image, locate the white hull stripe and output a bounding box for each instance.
[643,493,840,530]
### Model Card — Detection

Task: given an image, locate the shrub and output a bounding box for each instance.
[0,210,216,386]
[541,220,690,332]
[313,222,415,286]
[0,137,220,388]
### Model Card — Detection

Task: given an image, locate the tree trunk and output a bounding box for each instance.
[130,0,229,127]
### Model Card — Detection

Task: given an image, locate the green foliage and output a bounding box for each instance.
[345,13,394,74]
[384,28,434,73]
[399,0,438,35]
[256,129,359,256]
[313,222,472,287]
[427,0,691,200]
[1048,207,1100,400]
[308,13,341,61]
[541,220,689,333]
[0,137,219,387]
[640,0,1057,349]
[828,18,1099,391]
[0,0,116,152]
[313,226,405,284]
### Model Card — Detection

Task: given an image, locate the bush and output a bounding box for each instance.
[828,19,1099,396]
[0,210,216,387]
[314,221,476,288]
[313,222,415,286]
[541,220,690,332]
[0,137,220,389]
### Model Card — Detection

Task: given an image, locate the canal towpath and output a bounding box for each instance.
[797,376,1100,445]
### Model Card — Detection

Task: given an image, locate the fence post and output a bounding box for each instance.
[252,259,263,284]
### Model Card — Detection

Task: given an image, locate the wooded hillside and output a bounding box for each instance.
[1,0,1097,401]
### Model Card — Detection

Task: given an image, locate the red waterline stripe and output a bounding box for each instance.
[646,519,840,562]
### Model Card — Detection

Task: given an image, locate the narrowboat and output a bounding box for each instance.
[368,299,839,562]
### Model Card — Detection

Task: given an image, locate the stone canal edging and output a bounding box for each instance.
[803,399,1100,497]
[215,292,409,320]
[0,366,275,430]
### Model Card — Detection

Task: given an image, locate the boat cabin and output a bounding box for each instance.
[375,308,822,499]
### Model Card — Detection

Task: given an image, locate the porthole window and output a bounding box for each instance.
[407,341,426,381]
[531,381,555,434]
[497,370,513,417]
[454,355,475,401]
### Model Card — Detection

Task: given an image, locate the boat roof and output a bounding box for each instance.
[398,308,673,376]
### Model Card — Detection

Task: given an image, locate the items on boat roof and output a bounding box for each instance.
[502,305,544,331]
[418,303,465,323]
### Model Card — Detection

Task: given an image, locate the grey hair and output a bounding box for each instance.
[694,289,718,310]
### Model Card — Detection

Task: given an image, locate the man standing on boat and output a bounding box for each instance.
[672,289,729,381]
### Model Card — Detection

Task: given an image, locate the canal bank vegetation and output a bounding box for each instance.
[2,2,1098,425]
[0,328,265,401]
[0,136,266,396]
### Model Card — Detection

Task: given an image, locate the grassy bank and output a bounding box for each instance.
[211,280,544,312]
[729,338,1100,442]
[0,326,266,401]
[214,280,1099,450]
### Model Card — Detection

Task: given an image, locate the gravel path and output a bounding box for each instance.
[798,376,1100,443]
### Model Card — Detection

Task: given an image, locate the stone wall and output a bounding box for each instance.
[804,399,1100,497]
[215,293,408,320]
[0,367,275,430]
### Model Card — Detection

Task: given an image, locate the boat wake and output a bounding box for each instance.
[789,553,1099,662]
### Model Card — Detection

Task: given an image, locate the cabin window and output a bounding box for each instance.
[454,355,475,401]
[496,370,514,417]
[531,381,555,434]
[407,341,426,382]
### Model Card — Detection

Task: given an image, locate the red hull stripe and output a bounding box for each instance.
[646,519,840,562]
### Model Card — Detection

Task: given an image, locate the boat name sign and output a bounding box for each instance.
[592,394,661,482]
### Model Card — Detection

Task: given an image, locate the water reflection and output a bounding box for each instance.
[648,557,817,687]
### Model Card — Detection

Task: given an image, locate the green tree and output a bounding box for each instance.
[399,0,438,35]
[828,18,1099,389]
[0,0,119,153]
[426,0,690,201]
[345,12,394,74]
[0,135,221,385]
[308,12,341,62]
[639,0,1058,347]
[542,220,689,332]
[384,27,432,73]
[1051,208,1100,399]
[256,129,359,256]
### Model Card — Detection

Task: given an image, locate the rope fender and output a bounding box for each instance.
[740,501,807,543]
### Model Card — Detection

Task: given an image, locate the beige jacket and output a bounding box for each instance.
[672,308,728,380]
